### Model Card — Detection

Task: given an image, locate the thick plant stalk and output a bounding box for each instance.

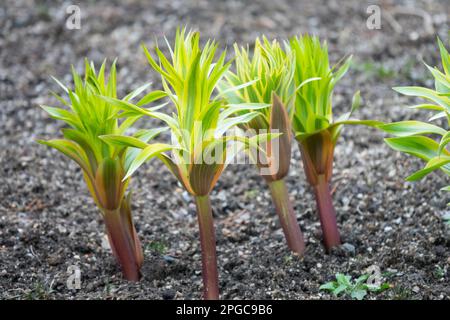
[267,178,305,255]
[313,175,341,251]
[194,195,219,300]
[103,202,143,282]
[299,130,341,251]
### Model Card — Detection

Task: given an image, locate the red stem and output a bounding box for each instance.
[103,208,141,281]
[313,176,341,251]
[267,178,305,255]
[195,195,219,300]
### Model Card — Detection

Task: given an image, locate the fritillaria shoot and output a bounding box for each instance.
[218,37,306,255]
[101,29,271,299]
[38,60,170,281]
[289,35,381,251]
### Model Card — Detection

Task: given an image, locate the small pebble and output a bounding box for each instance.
[101,235,111,251]
[57,225,67,234]
[162,289,176,300]
[341,243,356,255]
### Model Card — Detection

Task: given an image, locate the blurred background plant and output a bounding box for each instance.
[380,38,450,198]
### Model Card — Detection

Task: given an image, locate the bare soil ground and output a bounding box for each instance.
[0,0,449,299]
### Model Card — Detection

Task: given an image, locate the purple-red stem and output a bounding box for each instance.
[267,178,305,255]
[195,195,219,300]
[313,175,341,251]
[103,208,142,281]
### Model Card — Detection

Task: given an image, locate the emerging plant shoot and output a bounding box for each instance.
[101,28,271,299]
[218,37,306,255]
[289,35,380,251]
[38,60,170,281]
[380,38,450,193]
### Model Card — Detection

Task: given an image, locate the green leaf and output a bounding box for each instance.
[222,132,282,160]
[377,283,391,292]
[136,90,167,107]
[407,156,450,181]
[37,139,92,176]
[40,105,82,130]
[216,112,262,136]
[319,282,337,291]
[117,115,143,134]
[393,86,450,110]
[157,153,194,194]
[331,119,383,128]
[98,95,152,117]
[379,121,447,137]
[124,143,175,180]
[438,131,450,155]
[425,63,450,93]
[351,289,367,300]
[333,284,348,296]
[51,76,69,94]
[355,274,369,285]
[146,111,180,131]
[384,136,440,161]
[429,111,447,121]
[350,90,361,115]
[437,37,450,75]
[134,127,168,142]
[408,103,443,111]
[124,82,152,101]
[336,273,352,287]
[99,95,179,131]
[216,78,259,99]
[333,55,352,84]
[295,77,322,92]
[62,128,99,170]
[219,103,270,122]
[329,119,382,142]
[99,135,149,149]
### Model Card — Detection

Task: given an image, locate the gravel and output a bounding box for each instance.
[0,0,449,299]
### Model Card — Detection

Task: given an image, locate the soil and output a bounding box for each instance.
[0,0,449,300]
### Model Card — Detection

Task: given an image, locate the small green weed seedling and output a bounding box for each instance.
[148,240,168,255]
[320,273,390,300]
